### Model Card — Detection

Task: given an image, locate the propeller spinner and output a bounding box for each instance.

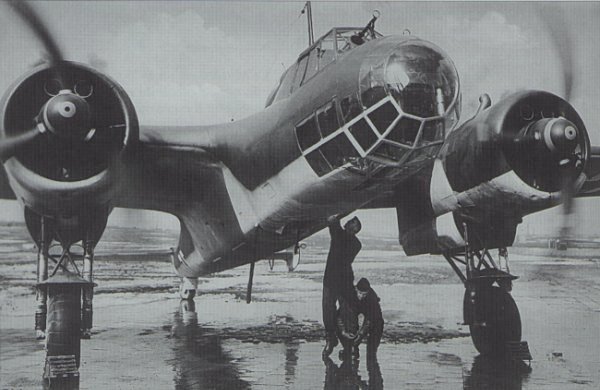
[42,90,92,139]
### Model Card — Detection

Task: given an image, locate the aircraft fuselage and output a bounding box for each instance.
[152,33,461,276]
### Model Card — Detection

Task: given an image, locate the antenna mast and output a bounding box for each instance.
[304,1,314,46]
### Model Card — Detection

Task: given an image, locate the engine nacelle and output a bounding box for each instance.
[397,90,590,255]
[441,90,589,195]
[0,62,138,216]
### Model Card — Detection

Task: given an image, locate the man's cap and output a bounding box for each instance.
[348,216,361,224]
[356,277,370,292]
[346,216,362,230]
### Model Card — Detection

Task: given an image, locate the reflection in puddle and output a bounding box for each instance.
[323,354,384,389]
[463,355,532,390]
[43,376,79,390]
[284,339,300,385]
[169,300,250,389]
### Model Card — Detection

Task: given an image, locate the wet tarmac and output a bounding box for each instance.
[1,224,599,389]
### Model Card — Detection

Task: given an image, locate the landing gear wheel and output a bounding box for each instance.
[178,277,198,300]
[44,285,81,380]
[179,288,196,300]
[467,286,521,357]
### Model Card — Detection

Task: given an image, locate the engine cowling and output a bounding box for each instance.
[0,62,138,216]
[442,90,589,195]
[397,90,590,255]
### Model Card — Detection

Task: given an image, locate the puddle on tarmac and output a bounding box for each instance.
[1,225,599,389]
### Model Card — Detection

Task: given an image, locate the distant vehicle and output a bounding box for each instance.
[548,239,568,251]
[548,238,600,250]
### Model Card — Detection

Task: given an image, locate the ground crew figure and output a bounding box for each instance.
[354,278,384,357]
[322,215,362,358]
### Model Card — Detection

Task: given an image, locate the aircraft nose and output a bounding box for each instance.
[351,38,461,158]
[359,38,460,120]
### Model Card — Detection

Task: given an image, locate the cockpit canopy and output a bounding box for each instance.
[360,39,459,118]
[289,36,461,178]
[330,27,383,55]
[265,27,383,107]
[356,39,461,163]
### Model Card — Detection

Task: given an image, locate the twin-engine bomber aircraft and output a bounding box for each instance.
[1,2,600,383]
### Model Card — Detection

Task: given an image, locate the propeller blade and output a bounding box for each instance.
[0,126,43,161]
[7,1,65,86]
[541,6,574,101]
[557,159,577,243]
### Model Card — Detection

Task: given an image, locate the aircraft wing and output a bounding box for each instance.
[578,146,600,197]
[115,124,265,277]
[0,125,224,210]
[115,125,223,213]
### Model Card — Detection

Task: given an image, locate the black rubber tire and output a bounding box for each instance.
[467,286,521,357]
[46,287,82,367]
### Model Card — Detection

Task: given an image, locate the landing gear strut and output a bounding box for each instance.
[26,210,103,383]
[81,240,95,339]
[35,218,51,340]
[444,234,529,359]
[38,239,98,383]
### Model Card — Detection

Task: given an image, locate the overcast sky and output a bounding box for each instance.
[0,1,599,237]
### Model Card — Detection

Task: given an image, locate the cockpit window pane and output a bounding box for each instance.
[305,150,332,176]
[320,139,344,168]
[372,142,411,162]
[318,35,336,69]
[420,119,445,145]
[336,29,380,55]
[396,83,436,117]
[320,133,359,168]
[387,117,421,146]
[368,101,399,134]
[361,85,387,109]
[273,64,298,102]
[360,59,387,108]
[384,41,459,118]
[332,133,359,159]
[292,55,308,92]
[340,94,362,124]
[303,48,319,84]
[348,118,378,151]
[296,115,321,151]
[317,102,339,137]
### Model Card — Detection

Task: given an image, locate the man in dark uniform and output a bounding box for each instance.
[336,297,359,357]
[353,277,384,357]
[322,215,362,358]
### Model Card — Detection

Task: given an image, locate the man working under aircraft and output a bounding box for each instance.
[322,215,362,358]
[353,277,384,357]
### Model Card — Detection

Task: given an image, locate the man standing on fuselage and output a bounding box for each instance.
[322,215,362,358]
